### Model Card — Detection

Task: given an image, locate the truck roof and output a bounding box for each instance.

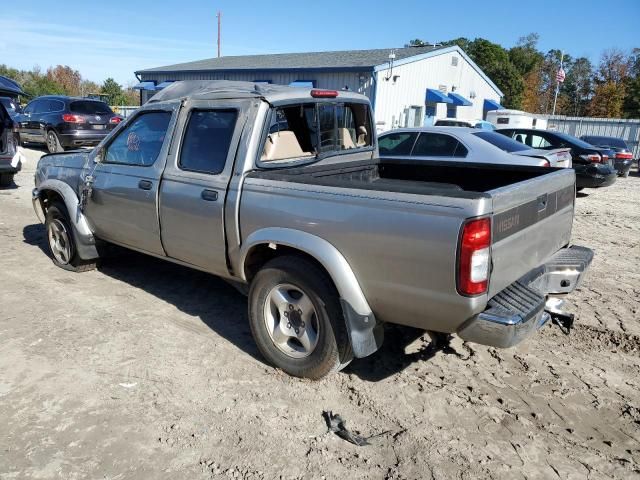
[147,80,370,105]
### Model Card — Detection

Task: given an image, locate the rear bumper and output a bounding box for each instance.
[613,159,632,176]
[58,130,110,148]
[575,164,617,188]
[457,245,593,348]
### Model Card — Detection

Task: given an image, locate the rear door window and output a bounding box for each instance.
[70,101,113,115]
[526,133,552,149]
[378,132,418,156]
[412,132,466,157]
[179,109,238,174]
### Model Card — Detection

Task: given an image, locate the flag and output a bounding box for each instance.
[556,68,566,83]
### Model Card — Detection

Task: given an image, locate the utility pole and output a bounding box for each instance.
[552,51,564,116]
[217,11,222,58]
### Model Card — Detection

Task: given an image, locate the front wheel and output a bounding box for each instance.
[248,255,352,379]
[45,202,97,272]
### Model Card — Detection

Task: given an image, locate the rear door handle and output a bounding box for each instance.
[138,180,153,190]
[201,189,218,201]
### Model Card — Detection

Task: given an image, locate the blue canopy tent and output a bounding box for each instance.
[0,76,25,97]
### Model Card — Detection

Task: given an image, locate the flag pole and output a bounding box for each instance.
[552,51,564,115]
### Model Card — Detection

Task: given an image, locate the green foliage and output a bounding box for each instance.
[422,34,640,118]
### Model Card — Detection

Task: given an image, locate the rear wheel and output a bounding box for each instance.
[248,255,352,379]
[46,130,63,154]
[45,202,97,272]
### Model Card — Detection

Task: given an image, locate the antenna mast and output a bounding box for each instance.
[217,11,222,58]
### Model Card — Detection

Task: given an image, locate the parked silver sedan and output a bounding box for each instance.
[378,127,572,168]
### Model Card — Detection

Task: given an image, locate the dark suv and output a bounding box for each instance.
[17,96,122,153]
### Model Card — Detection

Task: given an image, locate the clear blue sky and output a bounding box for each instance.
[2,0,638,86]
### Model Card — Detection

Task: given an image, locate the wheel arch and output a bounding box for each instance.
[35,179,99,260]
[240,228,371,316]
[239,228,383,358]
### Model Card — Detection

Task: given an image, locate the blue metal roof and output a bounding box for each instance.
[483,98,503,110]
[448,92,472,106]
[426,88,452,103]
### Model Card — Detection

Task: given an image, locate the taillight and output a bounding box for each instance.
[615,152,633,159]
[458,217,491,296]
[310,89,338,98]
[541,160,550,167]
[601,154,608,162]
[110,116,123,124]
[579,153,602,163]
[62,113,85,123]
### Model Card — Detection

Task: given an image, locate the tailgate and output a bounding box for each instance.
[488,168,576,297]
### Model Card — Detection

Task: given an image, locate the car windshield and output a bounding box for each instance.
[581,136,628,149]
[472,131,531,152]
[70,101,113,115]
[552,131,594,149]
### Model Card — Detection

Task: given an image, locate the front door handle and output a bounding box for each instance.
[201,189,218,201]
[138,180,153,190]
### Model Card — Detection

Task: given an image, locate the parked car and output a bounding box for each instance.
[496,128,617,189]
[580,135,633,177]
[32,81,592,379]
[0,102,21,187]
[378,127,571,168]
[434,119,495,130]
[16,96,123,153]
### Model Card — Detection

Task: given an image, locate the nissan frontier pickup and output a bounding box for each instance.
[32,81,593,379]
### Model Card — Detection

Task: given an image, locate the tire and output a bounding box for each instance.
[248,255,353,379]
[46,130,63,154]
[45,202,97,272]
[0,174,13,187]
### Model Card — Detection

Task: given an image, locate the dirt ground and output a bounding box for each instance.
[1,148,639,480]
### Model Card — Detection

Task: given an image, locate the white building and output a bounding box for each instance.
[135,45,503,132]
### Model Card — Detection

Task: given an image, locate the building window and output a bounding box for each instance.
[451,56,459,67]
[447,104,457,119]
[404,106,423,128]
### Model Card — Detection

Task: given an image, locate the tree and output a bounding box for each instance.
[101,77,126,105]
[622,48,640,118]
[405,39,427,47]
[46,65,82,96]
[464,38,525,108]
[562,57,593,116]
[509,33,543,76]
[588,49,629,118]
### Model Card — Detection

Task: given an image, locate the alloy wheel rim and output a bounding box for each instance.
[47,133,56,152]
[48,218,72,264]
[263,283,320,358]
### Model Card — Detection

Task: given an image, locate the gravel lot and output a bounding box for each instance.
[1,148,639,479]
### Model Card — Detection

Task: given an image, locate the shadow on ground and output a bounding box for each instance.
[23,223,454,380]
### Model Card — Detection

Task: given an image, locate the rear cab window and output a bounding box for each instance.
[259,100,373,166]
[179,109,238,174]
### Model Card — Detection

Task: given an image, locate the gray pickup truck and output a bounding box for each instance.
[32,81,593,379]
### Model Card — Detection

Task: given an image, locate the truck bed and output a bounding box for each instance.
[248,158,556,197]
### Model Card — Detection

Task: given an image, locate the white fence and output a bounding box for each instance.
[542,115,640,158]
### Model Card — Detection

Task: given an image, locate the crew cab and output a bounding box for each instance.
[32,81,593,379]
